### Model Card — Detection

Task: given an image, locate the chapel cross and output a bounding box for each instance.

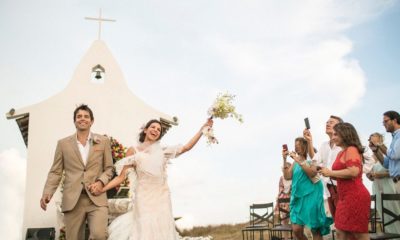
[85,8,116,40]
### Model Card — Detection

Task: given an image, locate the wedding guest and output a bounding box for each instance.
[275,162,292,240]
[304,115,374,219]
[367,132,400,234]
[40,104,114,240]
[319,123,370,240]
[380,110,400,193]
[283,137,332,240]
[303,116,343,218]
[93,119,213,240]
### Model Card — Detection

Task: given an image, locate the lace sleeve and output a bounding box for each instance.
[344,146,363,169]
[114,155,136,176]
[162,144,183,162]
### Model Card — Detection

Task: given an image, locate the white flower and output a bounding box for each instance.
[203,92,243,144]
[92,135,101,145]
[202,126,218,145]
[207,93,243,123]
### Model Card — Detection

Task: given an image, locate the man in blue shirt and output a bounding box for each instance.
[381,110,400,193]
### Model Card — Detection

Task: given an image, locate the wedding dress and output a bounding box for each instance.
[108,143,182,240]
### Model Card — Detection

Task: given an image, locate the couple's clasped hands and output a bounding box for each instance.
[40,181,104,210]
[87,181,104,196]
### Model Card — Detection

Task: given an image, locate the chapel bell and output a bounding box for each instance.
[91,64,105,82]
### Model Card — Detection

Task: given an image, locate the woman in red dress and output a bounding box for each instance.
[319,122,370,240]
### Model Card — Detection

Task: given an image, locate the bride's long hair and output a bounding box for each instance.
[138,119,164,143]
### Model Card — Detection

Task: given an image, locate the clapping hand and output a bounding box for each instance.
[289,151,301,163]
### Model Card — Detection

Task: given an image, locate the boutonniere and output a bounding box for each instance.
[92,135,101,145]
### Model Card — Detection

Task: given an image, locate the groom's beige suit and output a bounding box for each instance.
[42,133,114,239]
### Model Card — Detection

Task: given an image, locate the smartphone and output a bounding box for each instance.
[282,144,288,151]
[304,117,310,129]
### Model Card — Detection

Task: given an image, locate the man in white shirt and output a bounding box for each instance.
[303,115,374,219]
[304,115,343,219]
[40,104,114,240]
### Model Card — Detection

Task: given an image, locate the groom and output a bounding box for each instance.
[40,104,114,240]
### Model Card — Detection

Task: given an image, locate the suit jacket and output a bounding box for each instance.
[42,133,114,212]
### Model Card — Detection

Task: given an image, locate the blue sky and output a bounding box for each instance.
[344,3,400,129]
[1,0,400,238]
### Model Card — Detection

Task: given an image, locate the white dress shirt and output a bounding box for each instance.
[76,134,91,166]
[313,140,342,199]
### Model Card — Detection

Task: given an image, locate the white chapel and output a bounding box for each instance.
[6,12,177,237]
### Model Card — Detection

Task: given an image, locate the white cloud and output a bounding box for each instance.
[0,0,395,231]
[142,1,390,227]
[0,149,26,240]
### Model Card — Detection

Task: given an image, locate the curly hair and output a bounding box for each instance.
[138,119,164,143]
[333,122,364,154]
[369,132,384,145]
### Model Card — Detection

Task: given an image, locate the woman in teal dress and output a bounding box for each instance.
[283,137,332,240]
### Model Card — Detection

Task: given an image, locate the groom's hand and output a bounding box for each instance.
[40,194,52,211]
[88,181,104,195]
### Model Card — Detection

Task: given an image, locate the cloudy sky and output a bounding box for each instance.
[1,0,400,238]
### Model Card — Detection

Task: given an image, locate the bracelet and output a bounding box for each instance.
[300,161,307,166]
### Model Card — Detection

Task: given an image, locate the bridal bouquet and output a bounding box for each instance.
[204,92,243,144]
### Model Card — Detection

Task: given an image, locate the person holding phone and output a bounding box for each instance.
[381,110,400,193]
[367,132,400,234]
[319,123,370,240]
[275,159,292,240]
[282,137,332,240]
[304,115,375,220]
[303,115,343,219]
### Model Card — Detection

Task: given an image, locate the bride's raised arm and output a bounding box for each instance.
[179,118,213,155]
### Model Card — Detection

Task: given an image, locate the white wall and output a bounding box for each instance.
[12,40,175,236]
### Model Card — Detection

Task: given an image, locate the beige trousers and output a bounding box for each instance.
[64,193,108,240]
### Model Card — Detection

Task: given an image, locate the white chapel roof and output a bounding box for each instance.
[6,40,178,146]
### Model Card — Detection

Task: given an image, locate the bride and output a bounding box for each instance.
[94,118,213,239]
